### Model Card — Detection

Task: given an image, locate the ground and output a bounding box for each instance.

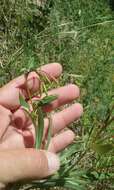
[0,0,114,190]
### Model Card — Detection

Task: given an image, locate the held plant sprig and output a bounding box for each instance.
[19,69,58,150]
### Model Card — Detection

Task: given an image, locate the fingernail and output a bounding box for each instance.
[46,152,60,174]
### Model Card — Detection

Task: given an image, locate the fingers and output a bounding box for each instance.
[0,63,62,110]
[13,84,80,129]
[0,149,60,185]
[48,130,75,153]
[0,103,82,150]
[45,103,83,135]
[0,105,12,141]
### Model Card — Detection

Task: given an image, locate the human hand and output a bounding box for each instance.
[0,63,83,188]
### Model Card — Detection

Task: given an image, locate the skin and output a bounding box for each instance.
[0,63,83,188]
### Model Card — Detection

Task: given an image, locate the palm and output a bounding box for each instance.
[0,63,83,153]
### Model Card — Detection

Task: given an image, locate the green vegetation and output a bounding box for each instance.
[0,0,114,189]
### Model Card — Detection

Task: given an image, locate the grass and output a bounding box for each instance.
[0,0,114,189]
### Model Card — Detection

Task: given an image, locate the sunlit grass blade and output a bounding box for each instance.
[36,70,52,85]
[42,82,48,96]
[35,107,44,149]
[38,70,59,85]
[19,93,30,111]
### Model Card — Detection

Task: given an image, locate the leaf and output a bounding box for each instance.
[92,143,114,155]
[35,107,44,149]
[38,95,58,106]
[45,115,52,150]
[19,94,30,111]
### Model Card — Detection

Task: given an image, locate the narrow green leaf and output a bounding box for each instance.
[35,107,44,149]
[42,83,48,96]
[45,115,52,150]
[19,94,30,111]
[38,95,58,106]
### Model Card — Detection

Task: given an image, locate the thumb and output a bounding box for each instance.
[0,149,60,186]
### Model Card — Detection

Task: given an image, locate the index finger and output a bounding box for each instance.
[0,63,62,110]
